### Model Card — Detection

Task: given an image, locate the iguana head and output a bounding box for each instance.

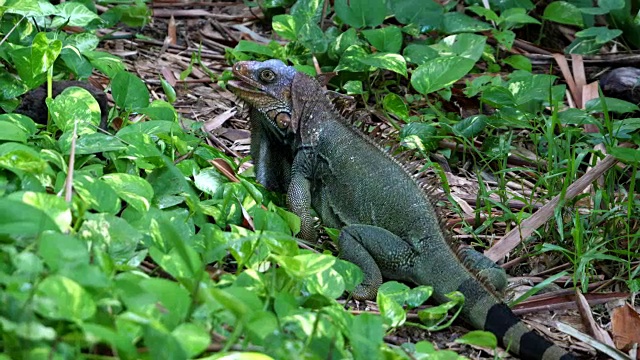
[228,59,297,138]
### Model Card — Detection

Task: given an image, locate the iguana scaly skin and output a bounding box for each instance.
[228,59,576,360]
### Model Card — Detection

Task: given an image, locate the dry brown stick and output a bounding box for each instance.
[485,151,623,261]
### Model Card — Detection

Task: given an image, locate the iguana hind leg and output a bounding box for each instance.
[338,224,419,300]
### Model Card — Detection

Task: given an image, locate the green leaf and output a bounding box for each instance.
[59,132,127,155]
[349,313,384,359]
[405,286,433,308]
[47,86,102,133]
[575,27,622,43]
[0,198,59,237]
[111,71,150,110]
[334,45,372,73]
[329,28,362,60]
[306,267,345,298]
[466,5,500,22]
[503,55,532,71]
[139,100,179,121]
[235,40,274,57]
[452,115,488,138]
[0,121,28,143]
[502,8,541,25]
[362,26,403,53]
[102,173,154,213]
[272,14,297,40]
[441,12,492,33]
[382,93,408,120]
[403,44,438,66]
[38,232,89,271]
[194,167,227,197]
[343,80,364,95]
[9,33,62,88]
[52,2,101,27]
[276,253,336,278]
[400,122,438,151]
[598,0,625,11]
[456,330,498,349]
[34,275,96,322]
[358,53,407,77]
[377,291,406,327]
[411,56,475,94]
[609,146,640,165]
[543,2,584,27]
[9,191,72,232]
[390,0,443,27]
[585,97,640,113]
[299,22,329,53]
[172,323,209,358]
[334,0,386,28]
[492,29,516,50]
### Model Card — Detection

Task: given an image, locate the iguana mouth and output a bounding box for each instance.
[227,80,263,95]
[228,62,268,95]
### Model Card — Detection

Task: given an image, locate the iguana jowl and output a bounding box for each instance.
[228,59,576,360]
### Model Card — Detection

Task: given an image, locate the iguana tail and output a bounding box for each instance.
[457,279,575,360]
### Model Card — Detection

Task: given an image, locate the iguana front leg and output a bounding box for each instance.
[338,224,419,300]
[287,151,316,241]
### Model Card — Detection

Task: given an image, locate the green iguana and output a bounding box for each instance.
[228,59,576,360]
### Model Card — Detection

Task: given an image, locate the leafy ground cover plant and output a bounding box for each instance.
[0,0,638,359]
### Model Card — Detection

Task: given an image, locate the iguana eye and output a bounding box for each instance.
[275,112,290,129]
[259,69,276,83]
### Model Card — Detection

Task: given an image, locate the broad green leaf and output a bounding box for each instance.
[38,232,89,271]
[349,313,384,359]
[452,115,488,138]
[299,22,329,53]
[455,330,498,349]
[411,56,475,94]
[80,213,143,263]
[74,174,121,214]
[52,2,101,27]
[334,45,372,72]
[502,8,541,25]
[405,286,433,308]
[272,14,297,40]
[390,0,443,27]
[585,97,639,113]
[0,72,29,101]
[290,0,324,24]
[329,28,362,60]
[493,29,516,50]
[503,55,532,71]
[81,323,137,358]
[358,53,407,77]
[437,33,486,61]
[194,167,227,198]
[0,121,27,143]
[213,353,275,360]
[149,245,203,281]
[466,5,500,22]
[9,191,71,232]
[143,324,188,360]
[60,132,127,155]
[334,0,386,28]
[306,267,345,298]
[275,253,336,278]
[543,2,584,27]
[0,198,59,237]
[47,86,101,133]
[235,40,274,57]
[609,146,640,164]
[598,0,625,11]
[85,50,126,78]
[575,27,622,43]
[403,44,438,66]
[343,80,364,95]
[382,93,408,120]
[441,12,492,33]
[400,122,438,151]
[0,318,56,341]
[9,33,62,88]
[172,323,210,358]
[0,142,47,175]
[111,71,150,110]
[139,100,179,121]
[34,275,96,322]
[377,291,406,327]
[362,26,403,53]
[102,173,154,213]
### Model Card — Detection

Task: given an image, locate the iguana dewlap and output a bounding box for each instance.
[228,59,576,360]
